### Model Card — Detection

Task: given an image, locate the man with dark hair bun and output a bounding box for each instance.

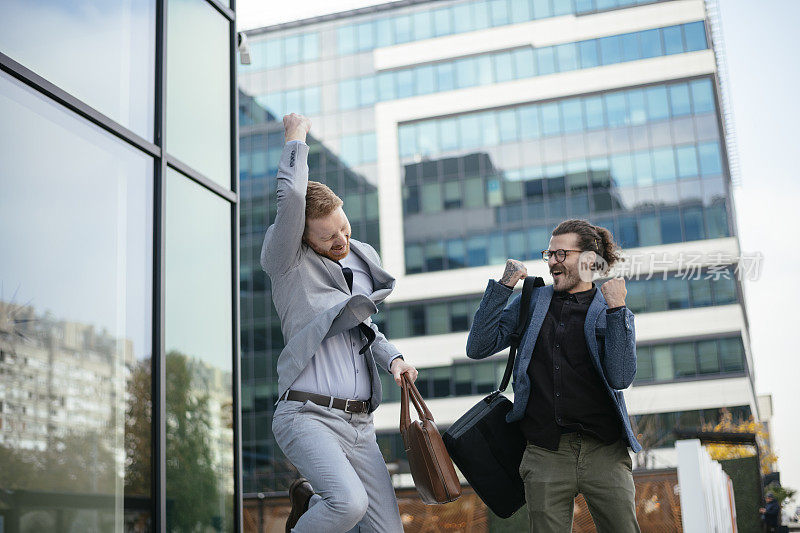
[467,218,641,532]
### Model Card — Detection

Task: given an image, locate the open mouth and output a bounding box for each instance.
[551,270,564,279]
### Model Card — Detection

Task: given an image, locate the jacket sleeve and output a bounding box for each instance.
[260,141,309,275]
[465,280,519,359]
[367,321,402,373]
[603,306,637,389]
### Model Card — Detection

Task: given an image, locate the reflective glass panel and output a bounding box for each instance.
[165,169,234,531]
[167,0,231,188]
[0,72,152,526]
[0,0,155,139]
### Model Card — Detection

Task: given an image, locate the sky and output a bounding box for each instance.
[237,0,800,492]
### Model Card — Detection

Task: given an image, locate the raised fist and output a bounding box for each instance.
[499,259,527,288]
[600,277,627,308]
[283,113,311,143]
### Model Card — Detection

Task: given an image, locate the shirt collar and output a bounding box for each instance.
[554,282,596,304]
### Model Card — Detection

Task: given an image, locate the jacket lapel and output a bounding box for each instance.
[319,255,350,294]
[349,240,394,289]
[516,285,553,381]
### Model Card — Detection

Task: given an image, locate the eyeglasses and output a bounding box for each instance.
[541,249,583,263]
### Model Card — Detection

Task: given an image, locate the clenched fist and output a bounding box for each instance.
[600,277,627,308]
[283,113,311,144]
[499,259,527,288]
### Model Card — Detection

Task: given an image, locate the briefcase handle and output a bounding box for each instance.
[400,373,434,432]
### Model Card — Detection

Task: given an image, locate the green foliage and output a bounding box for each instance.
[766,482,797,507]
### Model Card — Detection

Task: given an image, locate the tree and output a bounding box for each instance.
[702,408,778,475]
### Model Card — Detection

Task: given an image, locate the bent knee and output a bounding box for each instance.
[327,486,368,526]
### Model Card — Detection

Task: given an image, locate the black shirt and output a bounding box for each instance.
[519,283,622,450]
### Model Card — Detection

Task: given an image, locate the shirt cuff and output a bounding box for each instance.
[388,354,404,372]
[285,139,307,147]
[606,305,626,313]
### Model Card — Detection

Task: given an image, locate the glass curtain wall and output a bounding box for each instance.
[0,0,240,530]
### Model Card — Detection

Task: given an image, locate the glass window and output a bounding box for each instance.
[698,142,722,176]
[424,241,445,271]
[338,25,356,54]
[652,147,677,182]
[578,40,600,69]
[676,145,699,178]
[421,183,443,212]
[439,117,459,151]
[666,85,691,119]
[0,0,156,140]
[532,0,554,18]
[388,308,410,337]
[454,365,472,395]
[610,154,635,186]
[620,33,640,62]
[638,213,660,246]
[166,169,233,531]
[339,78,359,110]
[416,65,436,95]
[494,51,515,82]
[625,280,646,313]
[464,178,485,208]
[697,340,719,374]
[377,71,396,101]
[665,274,690,307]
[645,86,670,120]
[719,338,744,372]
[511,0,533,22]
[394,15,413,43]
[555,43,579,72]
[302,32,319,61]
[639,28,663,58]
[397,70,415,98]
[284,34,301,64]
[490,0,511,25]
[304,86,321,115]
[431,367,451,397]
[412,11,433,40]
[476,55,494,85]
[689,276,713,306]
[575,0,594,13]
[652,345,674,381]
[479,111,500,146]
[167,0,231,188]
[467,235,489,266]
[355,22,374,51]
[690,79,715,114]
[405,245,424,274]
[417,121,440,154]
[561,99,584,133]
[540,102,562,136]
[497,109,519,143]
[359,76,376,107]
[398,124,417,158]
[583,96,605,129]
[453,4,475,32]
[375,18,395,47]
[662,25,684,55]
[456,57,478,88]
[446,239,467,269]
[627,89,647,125]
[535,46,557,75]
[459,115,482,149]
[443,180,462,209]
[0,71,153,524]
[599,36,621,65]
[433,7,454,36]
[264,38,284,69]
[713,274,737,305]
[673,343,696,377]
[518,104,542,139]
[513,48,536,78]
[552,0,572,15]
[285,88,301,114]
[683,21,707,52]
[633,150,654,186]
[604,92,627,127]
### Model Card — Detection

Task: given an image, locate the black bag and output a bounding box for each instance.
[442,276,542,518]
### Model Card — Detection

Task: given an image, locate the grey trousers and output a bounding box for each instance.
[518,433,640,533]
[272,399,403,533]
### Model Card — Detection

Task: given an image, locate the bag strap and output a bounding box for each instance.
[400,373,434,433]
[497,276,544,393]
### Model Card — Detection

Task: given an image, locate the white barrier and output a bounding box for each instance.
[676,439,738,533]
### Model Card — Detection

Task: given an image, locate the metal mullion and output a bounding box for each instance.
[0,52,161,159]
[204,0,235,21]
[153,0,168,530]
[228,0,244,527]
[166,156,238,203]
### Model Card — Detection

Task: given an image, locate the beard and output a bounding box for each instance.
[552,267,581,292]
[309,239,350,262]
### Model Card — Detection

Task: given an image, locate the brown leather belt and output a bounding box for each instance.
[283,390,370,414]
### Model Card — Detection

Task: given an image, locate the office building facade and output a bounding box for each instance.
[239,0,763,493]
[0,0,242,530]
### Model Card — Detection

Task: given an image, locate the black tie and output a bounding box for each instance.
[339,264,375,354]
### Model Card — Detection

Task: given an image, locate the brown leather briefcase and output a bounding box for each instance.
[400,373,461,504]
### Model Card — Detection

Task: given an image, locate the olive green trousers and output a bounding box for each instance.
[518,432,640,533]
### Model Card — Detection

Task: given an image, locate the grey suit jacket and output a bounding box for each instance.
[260,141,401,412]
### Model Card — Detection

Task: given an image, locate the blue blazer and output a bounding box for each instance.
[466,280,642,452]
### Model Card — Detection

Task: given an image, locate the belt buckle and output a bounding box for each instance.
[345,399,362,414]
